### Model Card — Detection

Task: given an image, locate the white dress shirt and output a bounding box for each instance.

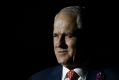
[61,66,87,80]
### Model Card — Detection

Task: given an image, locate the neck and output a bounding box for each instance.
[63,59,88,70]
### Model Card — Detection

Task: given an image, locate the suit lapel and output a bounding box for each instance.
[86,69,97,80]
[51,65,62,80]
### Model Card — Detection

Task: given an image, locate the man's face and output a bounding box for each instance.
[53,12,78,67]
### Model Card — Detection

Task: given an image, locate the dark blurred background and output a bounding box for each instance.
[16,0,119,80]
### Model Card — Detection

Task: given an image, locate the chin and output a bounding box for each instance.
[57,58,68,65]
[58,60,75,69]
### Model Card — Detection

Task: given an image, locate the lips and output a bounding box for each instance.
[57,49,68,53]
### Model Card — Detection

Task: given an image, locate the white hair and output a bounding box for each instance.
[55,6,82,29]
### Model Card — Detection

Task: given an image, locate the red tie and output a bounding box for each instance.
[66,70,79,80]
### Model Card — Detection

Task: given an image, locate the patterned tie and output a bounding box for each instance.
[66,70,79,80]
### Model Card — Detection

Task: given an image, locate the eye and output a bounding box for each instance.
[53,33,58,37]
[65,33,73,38]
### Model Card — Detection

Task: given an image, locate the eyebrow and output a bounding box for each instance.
[53,32,77,37]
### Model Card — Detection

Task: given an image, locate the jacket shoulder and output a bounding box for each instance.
[29,65,62,80]
[103,65,119,80]
[87,65,119,80]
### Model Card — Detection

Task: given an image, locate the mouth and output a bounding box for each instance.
[57,49,68,54]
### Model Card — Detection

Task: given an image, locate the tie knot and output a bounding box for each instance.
[66,70,79,80]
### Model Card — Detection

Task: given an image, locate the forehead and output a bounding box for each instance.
[53,12,77,33]
[55,11,76,24]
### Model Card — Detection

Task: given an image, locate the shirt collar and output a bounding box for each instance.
[62,66,70,80]
[62,66,87,80]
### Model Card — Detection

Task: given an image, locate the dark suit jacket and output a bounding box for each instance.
[29,65,119,80]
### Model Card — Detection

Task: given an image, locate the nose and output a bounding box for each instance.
[57,35,68,49]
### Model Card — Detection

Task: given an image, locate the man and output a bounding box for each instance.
[29,6,119,80]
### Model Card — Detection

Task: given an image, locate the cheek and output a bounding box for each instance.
[53,39,57,46]
[66,38,77,49]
